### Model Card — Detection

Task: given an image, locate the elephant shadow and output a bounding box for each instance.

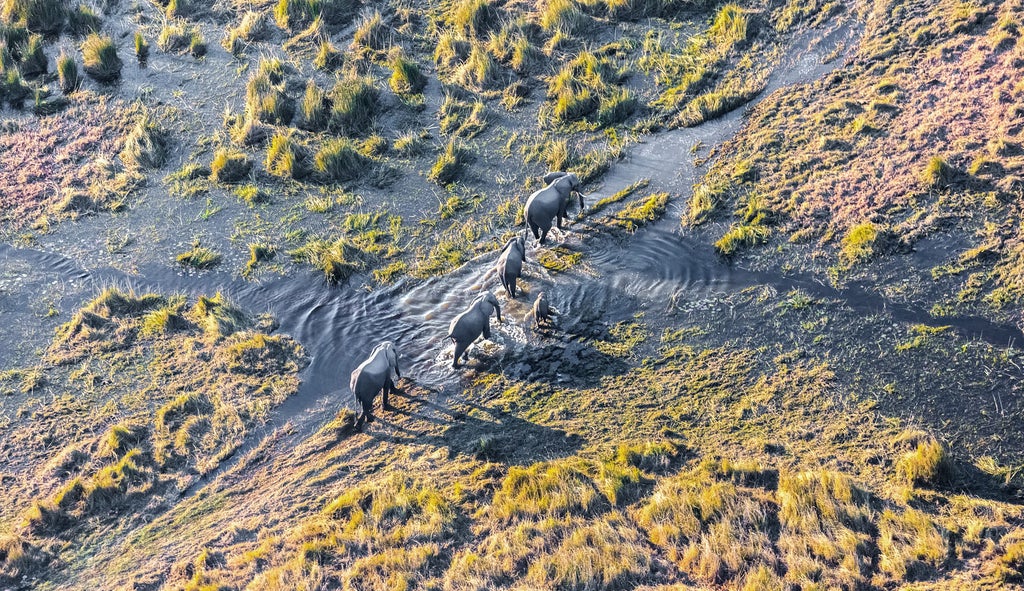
[364,389,585,466]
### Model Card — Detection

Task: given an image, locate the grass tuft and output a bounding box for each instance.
[894,431,952,487]
[210,148,252,183]
[56,50,78,94]
[176,244,222,269]
[428,140,464,185]
[120,113,167,169]
[389,52,426,95]
[266,132,310,179]
[80,33,121,82]
[328,75,378,135]
[314,138,369,182]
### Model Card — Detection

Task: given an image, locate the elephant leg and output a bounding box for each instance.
[483,322,491,339]
[500,274,511,299]
[539,228,549,245]
[510,276,518,299]
[528,220,541,241]
[382,379,396,411]
[452,340,468,368]
[556,214,564,230]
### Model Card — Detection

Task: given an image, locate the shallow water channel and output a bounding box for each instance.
[2,19,1020,468]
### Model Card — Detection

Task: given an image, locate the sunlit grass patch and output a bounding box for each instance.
[266,132,310,179]
[428,140,464,185]
[610,192,670,232]
[893,430,952,487]
[289,236,368,283]
[314,138,369,182]
[81,33,121,82]
[210,148,252,183]
[119,112,167,169]
[176,244,222,269]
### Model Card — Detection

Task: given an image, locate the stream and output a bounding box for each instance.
[2,17,1021,475]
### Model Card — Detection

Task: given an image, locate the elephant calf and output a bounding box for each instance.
[533,292,554,329]
[524,171,586,245]
[350,341,400,429]
[447,292,502,368]
[496,234,527,299]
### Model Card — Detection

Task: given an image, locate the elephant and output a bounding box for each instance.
[532,291,553,329]
[495,233,527,299]
[350,341,400,429]
[447,292,503,368]
[524,171,586,245]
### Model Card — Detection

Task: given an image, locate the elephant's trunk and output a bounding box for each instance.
[577,191,586,214]
[494,302,503,323]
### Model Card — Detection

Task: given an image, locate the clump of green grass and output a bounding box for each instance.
[2,0,68,36]
[313,138,369,182]
[708,4,749,48]
[296,78,329,131]
[281,15,328,54]
[591,178,649,214]
[223,11,267,56]
[612,192,670,232]
[189,292,248,337]
[157,22,195,53]
[546,51,630,126]
[246,58,295,125]
[453,43,498,90]
[313,39,342,69]
[140,297,190,336]
[538,246,582,272]
[439,95,486,138]
[839,221,878,267]
[274,0,357,30]
[389,52,426,95]
[176,243,222,269]
[877,507,949,580]
[328,75,378,135]
[244,242,275,276]
[921,155,955,190]
[393,129,428,156]
[539,0,584,34]
[428,140,463,185]
[351,10,388,51]
[18,33,45,77]
[56,51,78,94]
[66,4,99,35]
[433,29,470,72]
[289,237,367,283]
[188,29,206,57]
[133,31,148,64]
[266,132,310,179]
[501,80,530,109]
[491,461,606,522]
[360,134,387,157]
[893,431,952,487]
[450,0,499,38]
[714,222,770,256]
[119,113,167,169]
[233,184,267,207]
[80,33,121,82]
[210,148,252,183]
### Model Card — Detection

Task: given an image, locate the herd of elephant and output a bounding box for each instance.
[349,171,586,429]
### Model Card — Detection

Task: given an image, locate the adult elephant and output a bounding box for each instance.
[447,292,502,368]
[495,233,527,299]
[524,171,585,245]
[350,341,400,429]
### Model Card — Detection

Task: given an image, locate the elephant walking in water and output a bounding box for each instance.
[532,291,554,329]
[524,171,585,245]
[447,292,503,368]
[495,233,527,299]
[350,341,400,429]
